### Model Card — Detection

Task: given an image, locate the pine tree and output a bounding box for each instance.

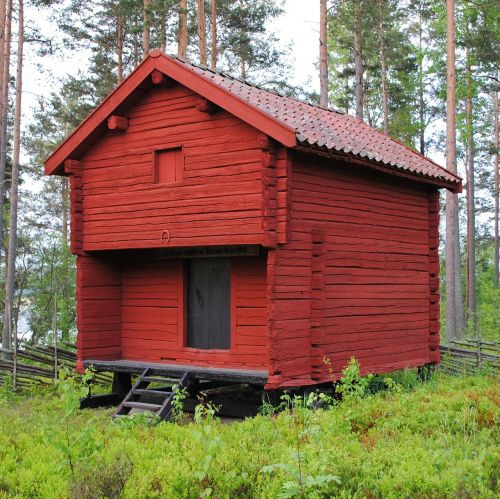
[319,0,328,108]
[444,0,466,340]
[178,0,187,58]
[197,0,207,65]
[210,0,217,69]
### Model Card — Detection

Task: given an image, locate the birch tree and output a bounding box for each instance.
[0,0,11,350]
[0,0,11,249]
[494,77,499,287]
[3,0,24,350]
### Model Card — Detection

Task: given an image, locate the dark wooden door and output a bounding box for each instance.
[186,258,231,349]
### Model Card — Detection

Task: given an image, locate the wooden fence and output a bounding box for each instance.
[439,338,499,376]
[1,337,497,392]
[0,343,112,390]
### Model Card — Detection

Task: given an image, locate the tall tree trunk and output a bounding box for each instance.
[61,178,69,248]
[2,0,23,351]
[0,0,11,255]
[379,0,388,134]
[0,0,6,101]
[364,68,372,126]
[159,9,166,51]
[61,176,69,342]
[117,12,123,83]
[418,53,425,153]
[240,58,246,80]
[353,0,363,120]
[445,0,463,341]
[0,0,11,351]
[178,0,188,59]
[142,0,150,59]
[133,31,139,67]
[465,45,476,331]
[210,0,217,69]
[319,0,328,108]
[197,0,207,65]
[417,5,425,154]
[494,71,499,287]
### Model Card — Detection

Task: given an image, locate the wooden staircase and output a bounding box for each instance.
[114,368,191,421]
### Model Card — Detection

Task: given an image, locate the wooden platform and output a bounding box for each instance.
[83,359,269,384]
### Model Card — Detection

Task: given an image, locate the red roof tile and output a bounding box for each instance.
[183,58,461,189]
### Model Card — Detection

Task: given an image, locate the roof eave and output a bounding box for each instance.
[293,144,462,193]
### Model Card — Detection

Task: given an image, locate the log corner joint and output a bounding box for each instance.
[64,159,82,176]
[196,97,218,114]
[107,115,129,131]
[150,70,173,87]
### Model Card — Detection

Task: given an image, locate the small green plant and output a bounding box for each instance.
[260,392,278,416]
[382,376,403,394]
[335,357,373,401]
[114,411,160,428]
[49,367,100,478]
[170,384,188,423]
[261,460,340,498]
[189,400,223,497]
[0,374,15,403]
[261,393,340,498]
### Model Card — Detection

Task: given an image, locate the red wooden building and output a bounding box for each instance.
[45,50,461,393]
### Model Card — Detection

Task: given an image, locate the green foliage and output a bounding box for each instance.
[170,384,188,424]
[335,357,374,401]
[0,374,498,497]
[48,367,101,479]
[189,401,224,497]
[69,454,133,499]
[0,375,16,403]
[261,392,341,498]
[113,411,160,429]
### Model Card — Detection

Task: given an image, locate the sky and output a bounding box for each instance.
[22,0,321,126]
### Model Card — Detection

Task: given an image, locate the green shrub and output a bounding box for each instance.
[69,455,133,499]
[0,373,497,498]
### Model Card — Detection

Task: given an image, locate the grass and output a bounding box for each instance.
[0,371,498,498]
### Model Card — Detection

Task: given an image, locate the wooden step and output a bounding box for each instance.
[141,376,179,384]
[122,401,162,411]
[132,389,172,397]
[114,368,192,420]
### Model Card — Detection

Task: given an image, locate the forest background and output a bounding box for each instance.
[0,0,498,352]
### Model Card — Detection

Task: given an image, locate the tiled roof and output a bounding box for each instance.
[182,58,461,189]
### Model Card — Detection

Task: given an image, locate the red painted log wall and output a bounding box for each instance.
[119,254,268,368]
[79,83,268,251]
[268,153,439,386]
[76,254,122,371]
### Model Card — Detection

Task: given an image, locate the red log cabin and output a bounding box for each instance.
[45,50,461,394]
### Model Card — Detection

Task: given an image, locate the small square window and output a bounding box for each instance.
[153,147,184,184]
